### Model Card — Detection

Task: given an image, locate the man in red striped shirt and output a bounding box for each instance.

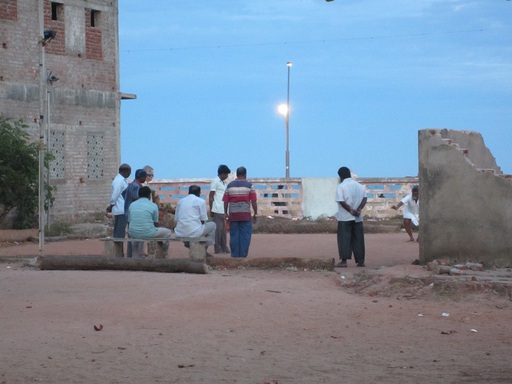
[223,167,258,258]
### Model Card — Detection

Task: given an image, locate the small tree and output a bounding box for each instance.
[0,116,54,229]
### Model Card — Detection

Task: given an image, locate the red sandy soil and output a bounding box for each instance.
[1,233,511,384]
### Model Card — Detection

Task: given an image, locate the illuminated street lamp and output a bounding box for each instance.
[277,62,292,178]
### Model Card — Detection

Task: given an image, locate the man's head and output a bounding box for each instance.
[189,185,201,197]
[138,186,152,199]
[217,164,231,181]
[119,163,131,178]
[236,166,247,179]
[337,167,351,182]
[135,169,147,183]
[412,185,419,199]
[143,165,154,183]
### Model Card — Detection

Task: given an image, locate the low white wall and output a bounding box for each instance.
[301,178,339,219]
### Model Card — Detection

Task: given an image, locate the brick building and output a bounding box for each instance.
[0,0,130,222]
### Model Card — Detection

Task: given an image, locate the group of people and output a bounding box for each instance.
[107,164,171,257]
[108,163,418,265]
[107,164,258,259]
[334,166,419,268]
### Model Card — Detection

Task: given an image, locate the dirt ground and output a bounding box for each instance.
[1,232,511,384]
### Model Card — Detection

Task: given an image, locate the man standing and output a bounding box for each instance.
[174,185,216,253]
[106,163,131,257]
[335,166,367,268]
[128,186,171,258]
[125,169,147,258]
[143,165,155,196]
[209,164,231,254]
[223,166,257,258]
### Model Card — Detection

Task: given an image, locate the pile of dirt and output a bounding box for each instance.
[253,216,402,234]
[338,265,512,304]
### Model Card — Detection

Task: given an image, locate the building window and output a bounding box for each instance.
[49,131,65,179]
[87,133,104,180]
[90,9,100,27]
[51,2,64,22]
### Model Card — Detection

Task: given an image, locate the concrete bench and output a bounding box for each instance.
[100,235,209,260]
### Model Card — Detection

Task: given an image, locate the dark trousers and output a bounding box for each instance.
[113,214,127,257]
[212,212,228,253]
[337,220,365,264]
[229,220,252,258]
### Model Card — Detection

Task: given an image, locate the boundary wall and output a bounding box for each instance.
[149,177,419,220]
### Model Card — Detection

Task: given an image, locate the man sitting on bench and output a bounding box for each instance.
[174,185,216,256]
[128,186,172,258]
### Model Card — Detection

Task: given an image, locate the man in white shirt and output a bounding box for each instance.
[175,185,216,254]
[209,164,231,254]
[392,186,419,242]
[106,163,131,257]
[335,166,367,268]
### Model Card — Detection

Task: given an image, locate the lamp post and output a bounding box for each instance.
[277,62,292,179]
[38,0,46,256]
[38,0,57,255]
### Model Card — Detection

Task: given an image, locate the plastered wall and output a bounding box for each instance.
[419,129,512,266]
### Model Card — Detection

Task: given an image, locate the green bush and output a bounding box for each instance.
[0,116,54,228]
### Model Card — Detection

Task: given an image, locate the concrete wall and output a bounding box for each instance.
[301,178,339,219]
[0,0,121,223]
[419,129,512,266]
[150,177,419,221]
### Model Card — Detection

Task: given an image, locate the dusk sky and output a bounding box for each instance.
[118,0,511,179]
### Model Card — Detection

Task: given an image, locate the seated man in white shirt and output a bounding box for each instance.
[128,186,171,258]
[174,185,216,256]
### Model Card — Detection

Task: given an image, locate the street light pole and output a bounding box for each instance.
[38,0,46,256]
[285,61,292,179]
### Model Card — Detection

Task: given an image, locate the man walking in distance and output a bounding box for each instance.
[125,169,147,258]
[128,186,171,258]
[106,163,131,257]
[174,185,216,255]
[223,167,258,258]
[335,166,367,268]
[209,164,231,254]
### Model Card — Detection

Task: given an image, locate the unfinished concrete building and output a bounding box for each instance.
[0,0,128,222]
[419,129,512,266]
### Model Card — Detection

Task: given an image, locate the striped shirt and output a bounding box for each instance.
[223,179,257,222]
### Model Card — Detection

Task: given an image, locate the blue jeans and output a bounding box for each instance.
[229,220,252,258]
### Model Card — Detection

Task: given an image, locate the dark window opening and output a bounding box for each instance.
[91,10,100,27]
[51,2,64,21]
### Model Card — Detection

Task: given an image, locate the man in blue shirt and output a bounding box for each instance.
[128,186,171,258]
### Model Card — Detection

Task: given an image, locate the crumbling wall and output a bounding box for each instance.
[419,129,512,266]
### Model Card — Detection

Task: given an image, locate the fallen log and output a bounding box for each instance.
[37,256,207,274]
[206,257,335,271]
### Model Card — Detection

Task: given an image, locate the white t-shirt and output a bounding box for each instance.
[109,173,128,216]
[174,194,208,238]
[210,176,227,214]
[401,193,419,225]
[335,178,366,223]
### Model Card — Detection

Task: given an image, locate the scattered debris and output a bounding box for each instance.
[93,324,103,331]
